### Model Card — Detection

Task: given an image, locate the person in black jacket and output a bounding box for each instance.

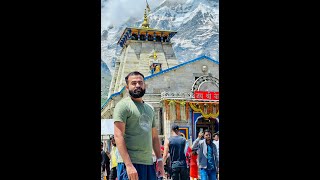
[162,124,188,180]
[101,142,110,180]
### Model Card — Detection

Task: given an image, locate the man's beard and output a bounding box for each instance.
[129,88,145,98]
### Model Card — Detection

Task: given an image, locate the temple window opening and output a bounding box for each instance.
[140,34,146,41]
[156,36,161,42]
[163,36,168,42]
[150,63,162,74]
[148,35,153,41]
[131,33,138,40]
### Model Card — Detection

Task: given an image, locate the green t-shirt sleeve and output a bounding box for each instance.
[148,104,156,128]
[113,101,128,123]
[146,103,156,128]
[152,111,156,128]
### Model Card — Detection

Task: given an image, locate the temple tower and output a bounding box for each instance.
[108,3,179,96]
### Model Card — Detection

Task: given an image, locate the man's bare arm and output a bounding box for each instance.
[106,151,111,159]
[152,128,161,159]
[114,122,132,166]
[162,138,170,163]
[152,128,164,176]
[114,121,138,180]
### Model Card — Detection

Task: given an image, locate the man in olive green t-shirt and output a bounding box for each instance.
[113,71,164,180]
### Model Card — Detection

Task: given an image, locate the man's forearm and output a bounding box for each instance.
[152,129,162,159]
[115,134,133,166]
[192,138,201,150]
[163,152,168,164]
[106,152,111,159]
[162,139,169,163]
[153,139,161,158]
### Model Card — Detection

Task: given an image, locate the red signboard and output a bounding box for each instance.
[194,91,219,100]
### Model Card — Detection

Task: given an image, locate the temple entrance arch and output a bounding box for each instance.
[194,115,219,139]
[192,75,219,92]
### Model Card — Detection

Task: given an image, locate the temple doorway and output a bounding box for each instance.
[195,116,219,138]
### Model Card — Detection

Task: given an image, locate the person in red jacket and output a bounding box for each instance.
[189,149,198,180]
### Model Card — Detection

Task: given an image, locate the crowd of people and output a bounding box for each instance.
[101,71,219,180]
[101,135,118,180]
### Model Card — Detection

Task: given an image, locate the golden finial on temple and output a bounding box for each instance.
[142,0,150,28]
[141,9,149,28]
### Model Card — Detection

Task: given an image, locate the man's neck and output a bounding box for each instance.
[171,131,179,136]
[206,139,212,144]
[131,96,143,103]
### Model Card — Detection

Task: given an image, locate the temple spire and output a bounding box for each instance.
[141,0,150,28]
[146,0,150,13]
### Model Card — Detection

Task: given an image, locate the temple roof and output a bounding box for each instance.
[117,27,178,47]
[123,27,177,33]
[144,55,219,80]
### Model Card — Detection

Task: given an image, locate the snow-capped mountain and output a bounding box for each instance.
[101,60,112,105]
[101,0,219,76]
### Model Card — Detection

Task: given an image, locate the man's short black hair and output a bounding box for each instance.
[101,142,103,146]
[171,124,179,131]
[125,71,145,85]
[110,135,114,140]
[204,129,211,134]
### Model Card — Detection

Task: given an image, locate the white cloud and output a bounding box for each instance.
[101,0,164,30]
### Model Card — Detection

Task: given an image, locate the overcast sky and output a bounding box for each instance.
[101,0,164,30]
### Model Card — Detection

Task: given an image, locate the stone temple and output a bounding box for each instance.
[101,2,219,143]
